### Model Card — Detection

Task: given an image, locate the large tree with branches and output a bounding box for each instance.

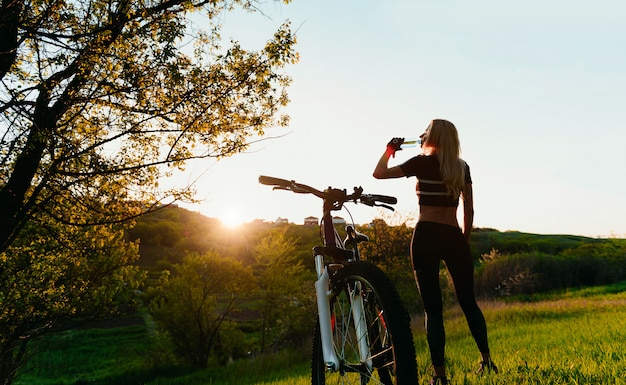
[0,0,296,250]
[0,0,296,382]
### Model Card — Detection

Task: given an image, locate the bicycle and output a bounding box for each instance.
[259,175,418,385]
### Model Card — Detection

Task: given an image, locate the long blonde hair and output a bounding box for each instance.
[423,119,465,198]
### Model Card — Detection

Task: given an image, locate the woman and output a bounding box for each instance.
[373,119,497,385]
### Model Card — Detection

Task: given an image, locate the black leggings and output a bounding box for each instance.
[411,222,490,366]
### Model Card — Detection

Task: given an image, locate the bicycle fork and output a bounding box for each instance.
[315,254,372,373]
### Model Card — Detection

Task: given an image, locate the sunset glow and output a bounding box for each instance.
[218,209,245,228]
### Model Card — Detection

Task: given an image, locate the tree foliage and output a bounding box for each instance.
[148,251,255,367]
[0,219,144,384]
[0,0,297,251]
[475,240,626,298]
[253,230,312,352]
[358,219,413,265]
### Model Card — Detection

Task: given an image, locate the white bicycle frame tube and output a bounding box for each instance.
[315,254,340,371]
[315,254,373,373]
[350,281,373,371]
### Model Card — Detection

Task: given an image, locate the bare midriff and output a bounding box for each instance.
[418,205,459,228]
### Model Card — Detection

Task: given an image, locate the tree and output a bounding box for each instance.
[0,219,145,384]
[0,0,296,382]
[358,219,413,266]
[253,230,312,352]
[149,252,255,367]
[0,0,297,251]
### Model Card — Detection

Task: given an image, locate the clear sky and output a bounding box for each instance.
[177,0,626,238]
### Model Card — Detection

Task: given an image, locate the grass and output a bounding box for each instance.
[15,319,161,385]
[16,282,626,385]
[434,299,626,384]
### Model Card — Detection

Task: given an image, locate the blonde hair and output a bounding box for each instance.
[423,119,466,198]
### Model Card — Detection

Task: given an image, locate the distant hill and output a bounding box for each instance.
[470,228,603,258]
[128,205,612,269]
[127,205,314,268]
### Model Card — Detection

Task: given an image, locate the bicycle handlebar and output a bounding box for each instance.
[259,175,397,211]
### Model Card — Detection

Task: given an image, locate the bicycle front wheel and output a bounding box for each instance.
[311,261,417,385]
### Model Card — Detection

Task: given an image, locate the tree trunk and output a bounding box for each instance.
[0,100,51,251]
[0,0,23,80]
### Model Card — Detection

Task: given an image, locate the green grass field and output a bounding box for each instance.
[16,282,626,385]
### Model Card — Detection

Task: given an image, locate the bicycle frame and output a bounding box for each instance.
[257,176,398,376]
[314,191,371,372]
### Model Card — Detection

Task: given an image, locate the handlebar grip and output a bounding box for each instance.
[259,175,292,187]
[371,194,397,205]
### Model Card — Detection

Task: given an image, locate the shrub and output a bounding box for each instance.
[475,241,626,298]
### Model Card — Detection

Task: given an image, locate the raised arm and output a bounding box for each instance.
[373,138,406,179]
[373,152,405,179]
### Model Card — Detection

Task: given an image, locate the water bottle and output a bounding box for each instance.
[400,137,421,149]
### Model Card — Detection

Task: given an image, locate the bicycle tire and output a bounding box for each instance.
[311,261,418,385]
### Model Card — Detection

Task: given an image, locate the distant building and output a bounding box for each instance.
[332,216,346,225]
[304,216,319,226]
[275,217,289,225]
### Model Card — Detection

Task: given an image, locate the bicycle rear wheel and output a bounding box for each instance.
[311,261,418,385]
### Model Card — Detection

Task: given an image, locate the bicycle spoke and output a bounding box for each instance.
[310,262,417,385]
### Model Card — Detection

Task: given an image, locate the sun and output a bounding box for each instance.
[218,209,245,228]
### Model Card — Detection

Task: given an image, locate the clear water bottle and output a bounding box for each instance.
[400,137,421,149]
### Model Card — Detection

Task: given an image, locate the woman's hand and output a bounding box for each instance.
[386,137,405,158]
[373,140,406,179]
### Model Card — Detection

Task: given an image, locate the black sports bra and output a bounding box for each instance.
[398,155,471,207]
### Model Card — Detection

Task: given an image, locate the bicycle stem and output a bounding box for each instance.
[321,206,337,249]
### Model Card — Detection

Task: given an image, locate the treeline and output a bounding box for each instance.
[129,205,610,270]
[126,206,626,369]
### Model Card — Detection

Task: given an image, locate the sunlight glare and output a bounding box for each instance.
[219,209,244,228]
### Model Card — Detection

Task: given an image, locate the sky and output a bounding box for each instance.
[175,0,626,238]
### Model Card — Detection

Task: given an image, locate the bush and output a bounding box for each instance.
[475,241,626,298]
[378,257,423,314]
[148,252,256,368]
